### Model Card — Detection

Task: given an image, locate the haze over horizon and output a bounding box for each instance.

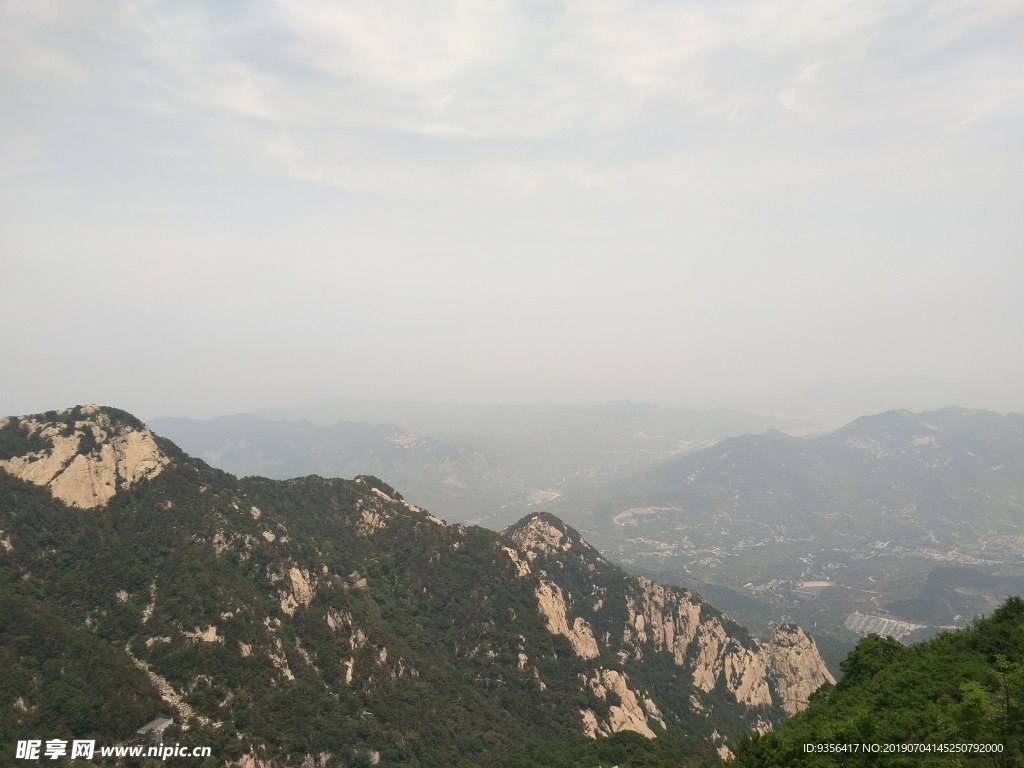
[3,1,1022,419]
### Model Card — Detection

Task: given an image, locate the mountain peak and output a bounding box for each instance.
[0,405,838,761]
[501,511,599,560]
[0,404,169,508]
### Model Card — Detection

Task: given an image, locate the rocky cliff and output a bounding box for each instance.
[502,513,834,750]
[0,405,168,508]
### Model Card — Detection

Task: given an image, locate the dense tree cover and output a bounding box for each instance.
[0,411,753,767]
[733,596,1024,767]
[487,731,719,767]
[0,417,51,461]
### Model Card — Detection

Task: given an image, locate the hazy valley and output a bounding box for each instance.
[150,402,807,528]
[8,2,1022,764]
[152,404,1024,677]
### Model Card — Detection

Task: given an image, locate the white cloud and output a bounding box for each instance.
[6,1,1020,143]
[1,0,1022,414]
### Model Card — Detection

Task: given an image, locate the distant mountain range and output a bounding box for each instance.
[149,413,511,524]
[149,404,1024,650]
[583,407,1024,548]
[151,402,806,525]
[754,377,996,416]
[567,407,1024,651]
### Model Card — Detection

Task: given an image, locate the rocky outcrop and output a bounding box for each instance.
[581,669,664,738]
[0,407,168,509]
[232,754,274,768]
[762,622,836,714]
[356,506,388,536]
[289,567,314,604]
[230,752,335,768]
[682,608,773,707]
[723,644,772,708]
[624,578,702,664]
[269,637,295,681]
[505,515,574,560]
[536,579,599,659]
[183,625,223,643]
[580,708,602,738]
[626,576,827,712]
[125,644,216,728]
[280,567,315,615]
[628,578,762,705]
[501,545,531,578]
[505,513,834,734]
[327,608,367,652]
[142,583,157,623]
[691,618,728,692]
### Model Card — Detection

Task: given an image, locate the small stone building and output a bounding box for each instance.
[135,716,174,747]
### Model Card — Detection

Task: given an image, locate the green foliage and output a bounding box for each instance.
[837,634,906,690]
[0,407,795,768]
[733,598,1024,767]
[487,731,719,767]
[0,580,166,749]
[0,417,51,461]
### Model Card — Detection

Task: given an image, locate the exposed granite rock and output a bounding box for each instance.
[581,669,663,738]
[723,644,772,708]
[507,513,834,737]
[536,579,600,659]
[124,643,216,728]
[280,566,315,615]
[269,636,295,681]
[691,618,728,692]
[183,625,223,643]
[0,406,168,508]
[763,622,836,714]
[501,545,532,578]
[504,514,583,560]
[624,577,702,664]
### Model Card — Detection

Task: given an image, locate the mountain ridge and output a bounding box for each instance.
[568,405,1024,655]
[0,405,832,766]
[149,402,810,527]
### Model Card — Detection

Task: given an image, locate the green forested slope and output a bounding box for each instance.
[2,406,829,767]
[734,597,1024,767]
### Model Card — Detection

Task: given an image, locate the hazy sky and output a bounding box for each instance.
[3,0,1023,418]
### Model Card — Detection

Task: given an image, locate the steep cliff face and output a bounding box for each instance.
[762,622,836,714]
[0,407,833,766]
[622,577,702,665]
[0,405,168,508]
[613,575,834,714]
[501,512,834,749]
[580,668,664,738]
[536,578,600,659]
